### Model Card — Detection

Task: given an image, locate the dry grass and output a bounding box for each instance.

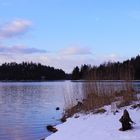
[63,80,137,118]
[62,65,138,119]
[64,81,137,118]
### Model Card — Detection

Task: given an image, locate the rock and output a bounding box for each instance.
[74,115,80,118]
[93,108,106,114]
[40,138,45,140]
[46,125,58,133]
[56,107,60,110]
[131,104,140,109]
[119,109,133,131]
[76,101,84,111]
[60,116,67,122]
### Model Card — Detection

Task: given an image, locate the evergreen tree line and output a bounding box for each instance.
[72,55,140,80]
[0,62,68,80]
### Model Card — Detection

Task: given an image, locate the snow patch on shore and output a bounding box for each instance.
[45,105,140,140]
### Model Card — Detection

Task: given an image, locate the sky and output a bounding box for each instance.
[0,0,140,73]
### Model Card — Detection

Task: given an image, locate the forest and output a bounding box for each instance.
[71,55,140,80]
[0,62,67,80]
[0,55,140,81]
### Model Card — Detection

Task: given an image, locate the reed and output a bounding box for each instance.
[63,63,138,118]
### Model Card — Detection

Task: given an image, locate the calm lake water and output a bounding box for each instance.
[0,81,140,140]
[0,81,83,140]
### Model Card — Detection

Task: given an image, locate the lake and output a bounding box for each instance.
[0,81,83,140]
[0,81,140,140]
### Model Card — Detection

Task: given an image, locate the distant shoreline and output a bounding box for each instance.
[0,80,140,82]
[0,80,68,82]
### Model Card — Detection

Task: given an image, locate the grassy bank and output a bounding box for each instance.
[62,61,139,118]
[63,80,138,118]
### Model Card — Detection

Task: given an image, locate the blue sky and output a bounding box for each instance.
[0,0,140,72]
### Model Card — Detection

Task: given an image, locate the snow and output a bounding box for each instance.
[45,105,140,140]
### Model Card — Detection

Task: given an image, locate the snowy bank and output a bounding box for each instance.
[45,105,140,140]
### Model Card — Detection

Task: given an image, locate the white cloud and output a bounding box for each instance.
[0,42,123,73]
[103,53,119,62]
[0,40,123,73]
[60,45,92,55]
[0,19,31,40]
[0,44,46,54]
[0,52,123,73]
[37,54,119,73]
[30,54,95,73]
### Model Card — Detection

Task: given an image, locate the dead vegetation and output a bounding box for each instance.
[62,65,139,119]
[62,81,137,119]
[131,103,140,109]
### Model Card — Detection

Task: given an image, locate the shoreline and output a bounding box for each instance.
[0,80,140,82]
[45,103,140,140]
[0,80,68,82]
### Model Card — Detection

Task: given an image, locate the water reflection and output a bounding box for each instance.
[0,81,83,140]
[0,81,139,140]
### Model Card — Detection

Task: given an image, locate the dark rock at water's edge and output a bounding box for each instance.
[56,107,60,110]
[62,101,85,119]
[46,125,58,133]
[40,138,45,140]
[60,115,67,122]
[131,103,140,109]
